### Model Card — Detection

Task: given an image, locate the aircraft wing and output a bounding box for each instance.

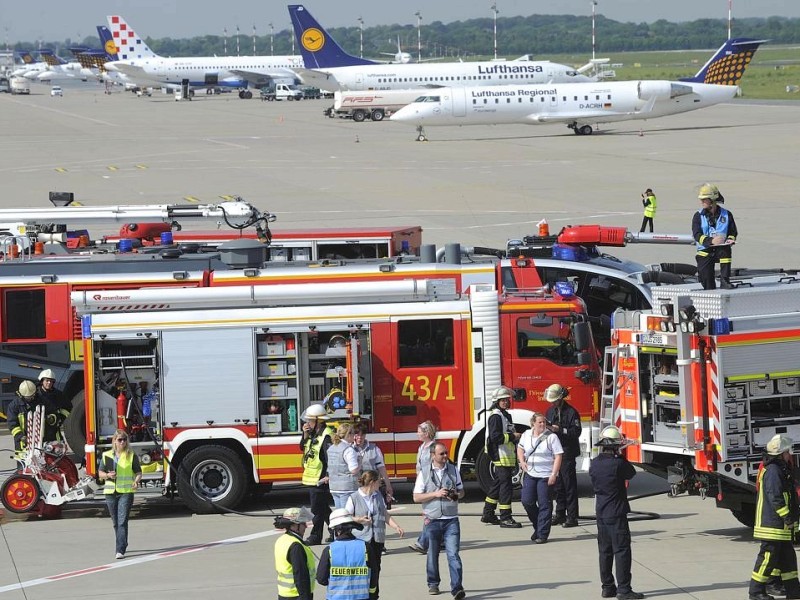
[229,69,299,87]
[292,67,341,92]
[108,63,173,89]
[525,99,656,124]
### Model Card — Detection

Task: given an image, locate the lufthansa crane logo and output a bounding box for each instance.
[302,28,325,52]
[105,40,118,56]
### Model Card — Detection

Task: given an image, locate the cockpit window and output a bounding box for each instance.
[413,95,441,103]
[567,71,578,76]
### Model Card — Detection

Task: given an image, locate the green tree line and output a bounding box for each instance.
[14,15,800,60]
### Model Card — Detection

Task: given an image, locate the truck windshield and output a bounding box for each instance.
[516,314,578,366]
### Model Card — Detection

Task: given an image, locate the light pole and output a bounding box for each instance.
[414,11,422,62]
[223,27,228,56]
[358,17,364,58]
[269,23,274,56]
[291,25,295,55]
[591,1,597,62]
[236,25,240,57]
[252,25,256,56]
[727,0,732,39]
[491,3,499,60]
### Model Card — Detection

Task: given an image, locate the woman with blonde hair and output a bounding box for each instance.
[327,422,361,509]
[347,470,404,598]
[98,429,142,559]
[409,420,437,554]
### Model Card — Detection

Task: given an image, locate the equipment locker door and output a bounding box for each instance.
[161,328,257,426]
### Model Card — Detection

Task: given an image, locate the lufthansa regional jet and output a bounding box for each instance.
[103,15,304,98]
[288,4,595,92]
[390,38,764,140]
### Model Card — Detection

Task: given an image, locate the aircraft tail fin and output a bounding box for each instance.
[17,51,36,65]
[680,38,765,85]
[106,15,160,60]
[288,5,375,68]
[97,25,120,61]
[38,49,67,66]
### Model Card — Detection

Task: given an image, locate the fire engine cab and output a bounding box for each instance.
[604,281,800,525]
[72,250,602,512]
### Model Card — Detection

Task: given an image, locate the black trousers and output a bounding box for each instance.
[750,539,800,597]
[483,464,515,519]
[639,216,654,233]
[597,517,633,595]
[308,484,332,540]
[554,455,578,520]
[696,246,732,290]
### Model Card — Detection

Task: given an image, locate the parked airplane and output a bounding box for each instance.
[11,52,47,79]
[103,15,304,98]
[390,38,764,140]
[37,49,93,81]
[287,4,594,92]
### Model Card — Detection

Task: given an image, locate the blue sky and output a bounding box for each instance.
[2,0,798,43]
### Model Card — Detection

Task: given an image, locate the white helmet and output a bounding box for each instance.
[766,434,793,456]
[301,403,329,422]
[38,369,56,381]
[597,425,625,447]
[18,380,37,399]
[491,386,514,402]
[544,384,568,403]
[329,508,362,530]
[281,506,313,524]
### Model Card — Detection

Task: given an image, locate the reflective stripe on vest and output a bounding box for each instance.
[421,463,459,520]
[328,442,358,493]
[643,194,657,218]
[350,491,387,543]
[302,430,329,486]
[274,533,316,597]
[102,450,136,494]
[696,207,731,251]
[486,410,516,467]
[328,539,370,600]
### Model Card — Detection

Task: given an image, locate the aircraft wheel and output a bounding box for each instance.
[417,134,427,142]
[238,91,245,99]
[244,91,253,99]
[579,125,593,136]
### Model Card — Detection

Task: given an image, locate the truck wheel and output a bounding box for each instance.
[352,109,367,123]
[731,504,756,528]
[63,390,86,457]
[371,109,385,122]
[475,450,523,496]
[176,445,248,514]
[1,475,41,513]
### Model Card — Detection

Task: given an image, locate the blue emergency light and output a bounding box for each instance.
[552,243,589,262]
[554,281,575,298]
[708,318,731,335]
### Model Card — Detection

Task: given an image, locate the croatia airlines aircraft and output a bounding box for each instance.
[288,4,594,92]
[390,38,764,139]
[104,15,303,98]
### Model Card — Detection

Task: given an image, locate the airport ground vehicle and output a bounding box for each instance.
[604,282,800,526]
[299,85,322,99]
[260,83,304,101]
[50,85,63,97]
[325,89,424,122]
[69,251,602,513]
[10,76,30,95]
[0,76,9,93]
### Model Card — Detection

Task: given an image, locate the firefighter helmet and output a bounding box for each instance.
[328,335,348,349]
[544,384,568,403]
[282,506,313,524]
[597,425,625,447]
[18,380,36,399]
[38,369,56,381]
[301,403,329,422]
[697,183,721,202]
[766,434,793,456]
[491,386,514,402]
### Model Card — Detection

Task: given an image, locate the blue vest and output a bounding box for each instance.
[328,539,370,600]
[696,207,731,251]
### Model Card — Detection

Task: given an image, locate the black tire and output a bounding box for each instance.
[1,474,41,513]
[352,109,367,122]
[238,91,245,99]
[176,445,248,513]
[731,504,756,528]
[475,449,523,496]
[579,125,593,136]
[244,91,253,100]
[371,109,385,122]
[63,390,86,456]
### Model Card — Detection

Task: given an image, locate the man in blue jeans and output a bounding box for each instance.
[413,442,466,599]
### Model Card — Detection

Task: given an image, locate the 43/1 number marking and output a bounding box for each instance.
[401,375,455,402]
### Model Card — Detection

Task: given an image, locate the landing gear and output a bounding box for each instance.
[415,125,428,142]
[569,122,594,136]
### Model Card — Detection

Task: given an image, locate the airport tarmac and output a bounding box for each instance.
[0,83,799,269]
[0,430,766,600]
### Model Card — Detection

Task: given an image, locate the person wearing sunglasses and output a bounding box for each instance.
[98,429,142,559]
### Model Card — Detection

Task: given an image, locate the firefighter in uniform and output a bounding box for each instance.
[589,426,644,600]
[274,506,316,600]
[692,183,738,290]
[316,508,378,600]
[749,434,800,600]
[7,380,60,456]
[36,369,71,426]
[545,383,582,527]
[639,188,657,233]
[301,403,336,545]
[481,386,522,528]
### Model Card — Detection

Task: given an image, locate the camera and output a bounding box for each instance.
[444,487,460,501]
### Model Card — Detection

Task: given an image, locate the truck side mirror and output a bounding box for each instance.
[513,387,527,401]
[576,351,593,366]
[573,322,592,352]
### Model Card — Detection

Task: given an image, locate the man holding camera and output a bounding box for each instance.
[413,442,466,599]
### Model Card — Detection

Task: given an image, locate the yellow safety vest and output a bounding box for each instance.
[274,532,316,597]
[301,426,333,486]
[102,450,137,494]
[643,193,657,218]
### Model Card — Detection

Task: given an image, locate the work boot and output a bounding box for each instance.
[551,513,566,526]
[601,587,617,598]
[562,519,579,528]
[719,280,734,289]
[498,518,522,529]
[481,514,500,525]
[616,592,644,600]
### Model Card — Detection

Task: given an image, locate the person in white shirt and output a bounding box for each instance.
[328,423,361,509]
[517,412,563,544]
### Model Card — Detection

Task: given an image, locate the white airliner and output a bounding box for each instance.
[390,38,764,139]
[103,15,304,98]
[288,5,595,92]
